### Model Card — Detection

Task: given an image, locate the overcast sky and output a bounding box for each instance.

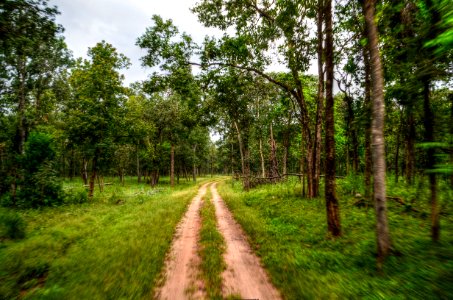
[49,0,225,85]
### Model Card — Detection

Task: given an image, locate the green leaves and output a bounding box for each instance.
[65,42,130,168]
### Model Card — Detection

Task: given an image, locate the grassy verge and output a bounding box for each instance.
[217,177,453,299]
[0,176,211,299]
[198,186,226,300]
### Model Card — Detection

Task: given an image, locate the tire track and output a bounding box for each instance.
[210,183,281,300]
[154,183,210,300]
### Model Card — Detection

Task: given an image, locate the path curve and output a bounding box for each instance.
[154,183,209,300]
[211,183,282,300]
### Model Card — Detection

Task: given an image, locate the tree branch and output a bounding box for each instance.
[189,61,297,99]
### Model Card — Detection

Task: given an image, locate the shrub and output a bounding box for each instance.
[0,209,26,239]
[16,132,64,208]
[64,189,88,205]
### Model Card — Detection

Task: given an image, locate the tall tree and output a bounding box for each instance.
[324,0,341,237]
[362,0,391,268]
[65,41,130,198]
[0,0,71,203]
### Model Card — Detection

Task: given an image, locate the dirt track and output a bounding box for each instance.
[211,183,281,300]
[155,182,281,300]
[154,183,209,300]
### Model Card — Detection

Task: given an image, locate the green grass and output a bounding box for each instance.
[198,186,226,300]
[0,176,212,299]
[217,177,453,299]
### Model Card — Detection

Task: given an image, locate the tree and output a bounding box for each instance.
[0,0,71,203]
[65,41,130,197]
[193,0,325,198]
[137,15,207,187]
[324,0,341,237]
[362,0,391,269]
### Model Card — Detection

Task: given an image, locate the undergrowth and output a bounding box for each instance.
[0,176,211,299]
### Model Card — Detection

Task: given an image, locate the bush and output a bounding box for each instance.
[16,132,64,208]
[64,189,88,205]
[0,209,26,239]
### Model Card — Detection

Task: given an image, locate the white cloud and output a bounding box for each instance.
[49,0,222,85]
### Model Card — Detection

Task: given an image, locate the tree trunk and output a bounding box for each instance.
[18,57,27,155]
[82,158,88,185]
[244,147,251,191]
[395,128,400,183]
[423,80,439,242]
[362,38,372,199]
[150,170,158,187]
[405,110,416,185]
[450,93,453,187]
[269,123,279,183]
[345,95,359,174]
[282,140,288,176]
[324,0,341,237]
[234,121,245,186]
[137,144,141,183]
[89,157,97,198]
[69,149,74,181]
[395,109,403,183]
[364,0,391,268]
[259,138,266,178]
[193,145,197,182]
[170,143,175,187]
[300,130,306,197]
[314,0,325,198]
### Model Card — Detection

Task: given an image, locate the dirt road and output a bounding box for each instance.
[211,183,281,300]
[154,183,209,300]
[155,182,281,300]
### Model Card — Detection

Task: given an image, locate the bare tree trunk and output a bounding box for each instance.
[450,94,453,187]
[150,170,158,187]
[345,95,359,174]
[193,145,197,182]
[137,144,141,183]
[324,0,341,237]
[82,158,88,185]
[89,158,97,198]
[300,130,306,197]
[362,40,372,199]
[170,143,175,187]
[234,121,245,175]
[269,123,279,183]
[231,139,234,178]
[18,58,27,155]
[259,138,266,178]
[244,147,251,191]
[395,109,403,183]
[282,140,288,176]
[69,149,74,181]
[405,111,416,185]
[395,129,400,183]
[364,0,391,268]
[314,0,325,198]
[423,80,439,242]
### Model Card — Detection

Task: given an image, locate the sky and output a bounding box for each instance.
[49,0,225,85]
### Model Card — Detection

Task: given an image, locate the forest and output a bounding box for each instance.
[0,0,452,299]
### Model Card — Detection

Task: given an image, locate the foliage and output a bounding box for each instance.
[16,132,64,208]
[0,208,26,240]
